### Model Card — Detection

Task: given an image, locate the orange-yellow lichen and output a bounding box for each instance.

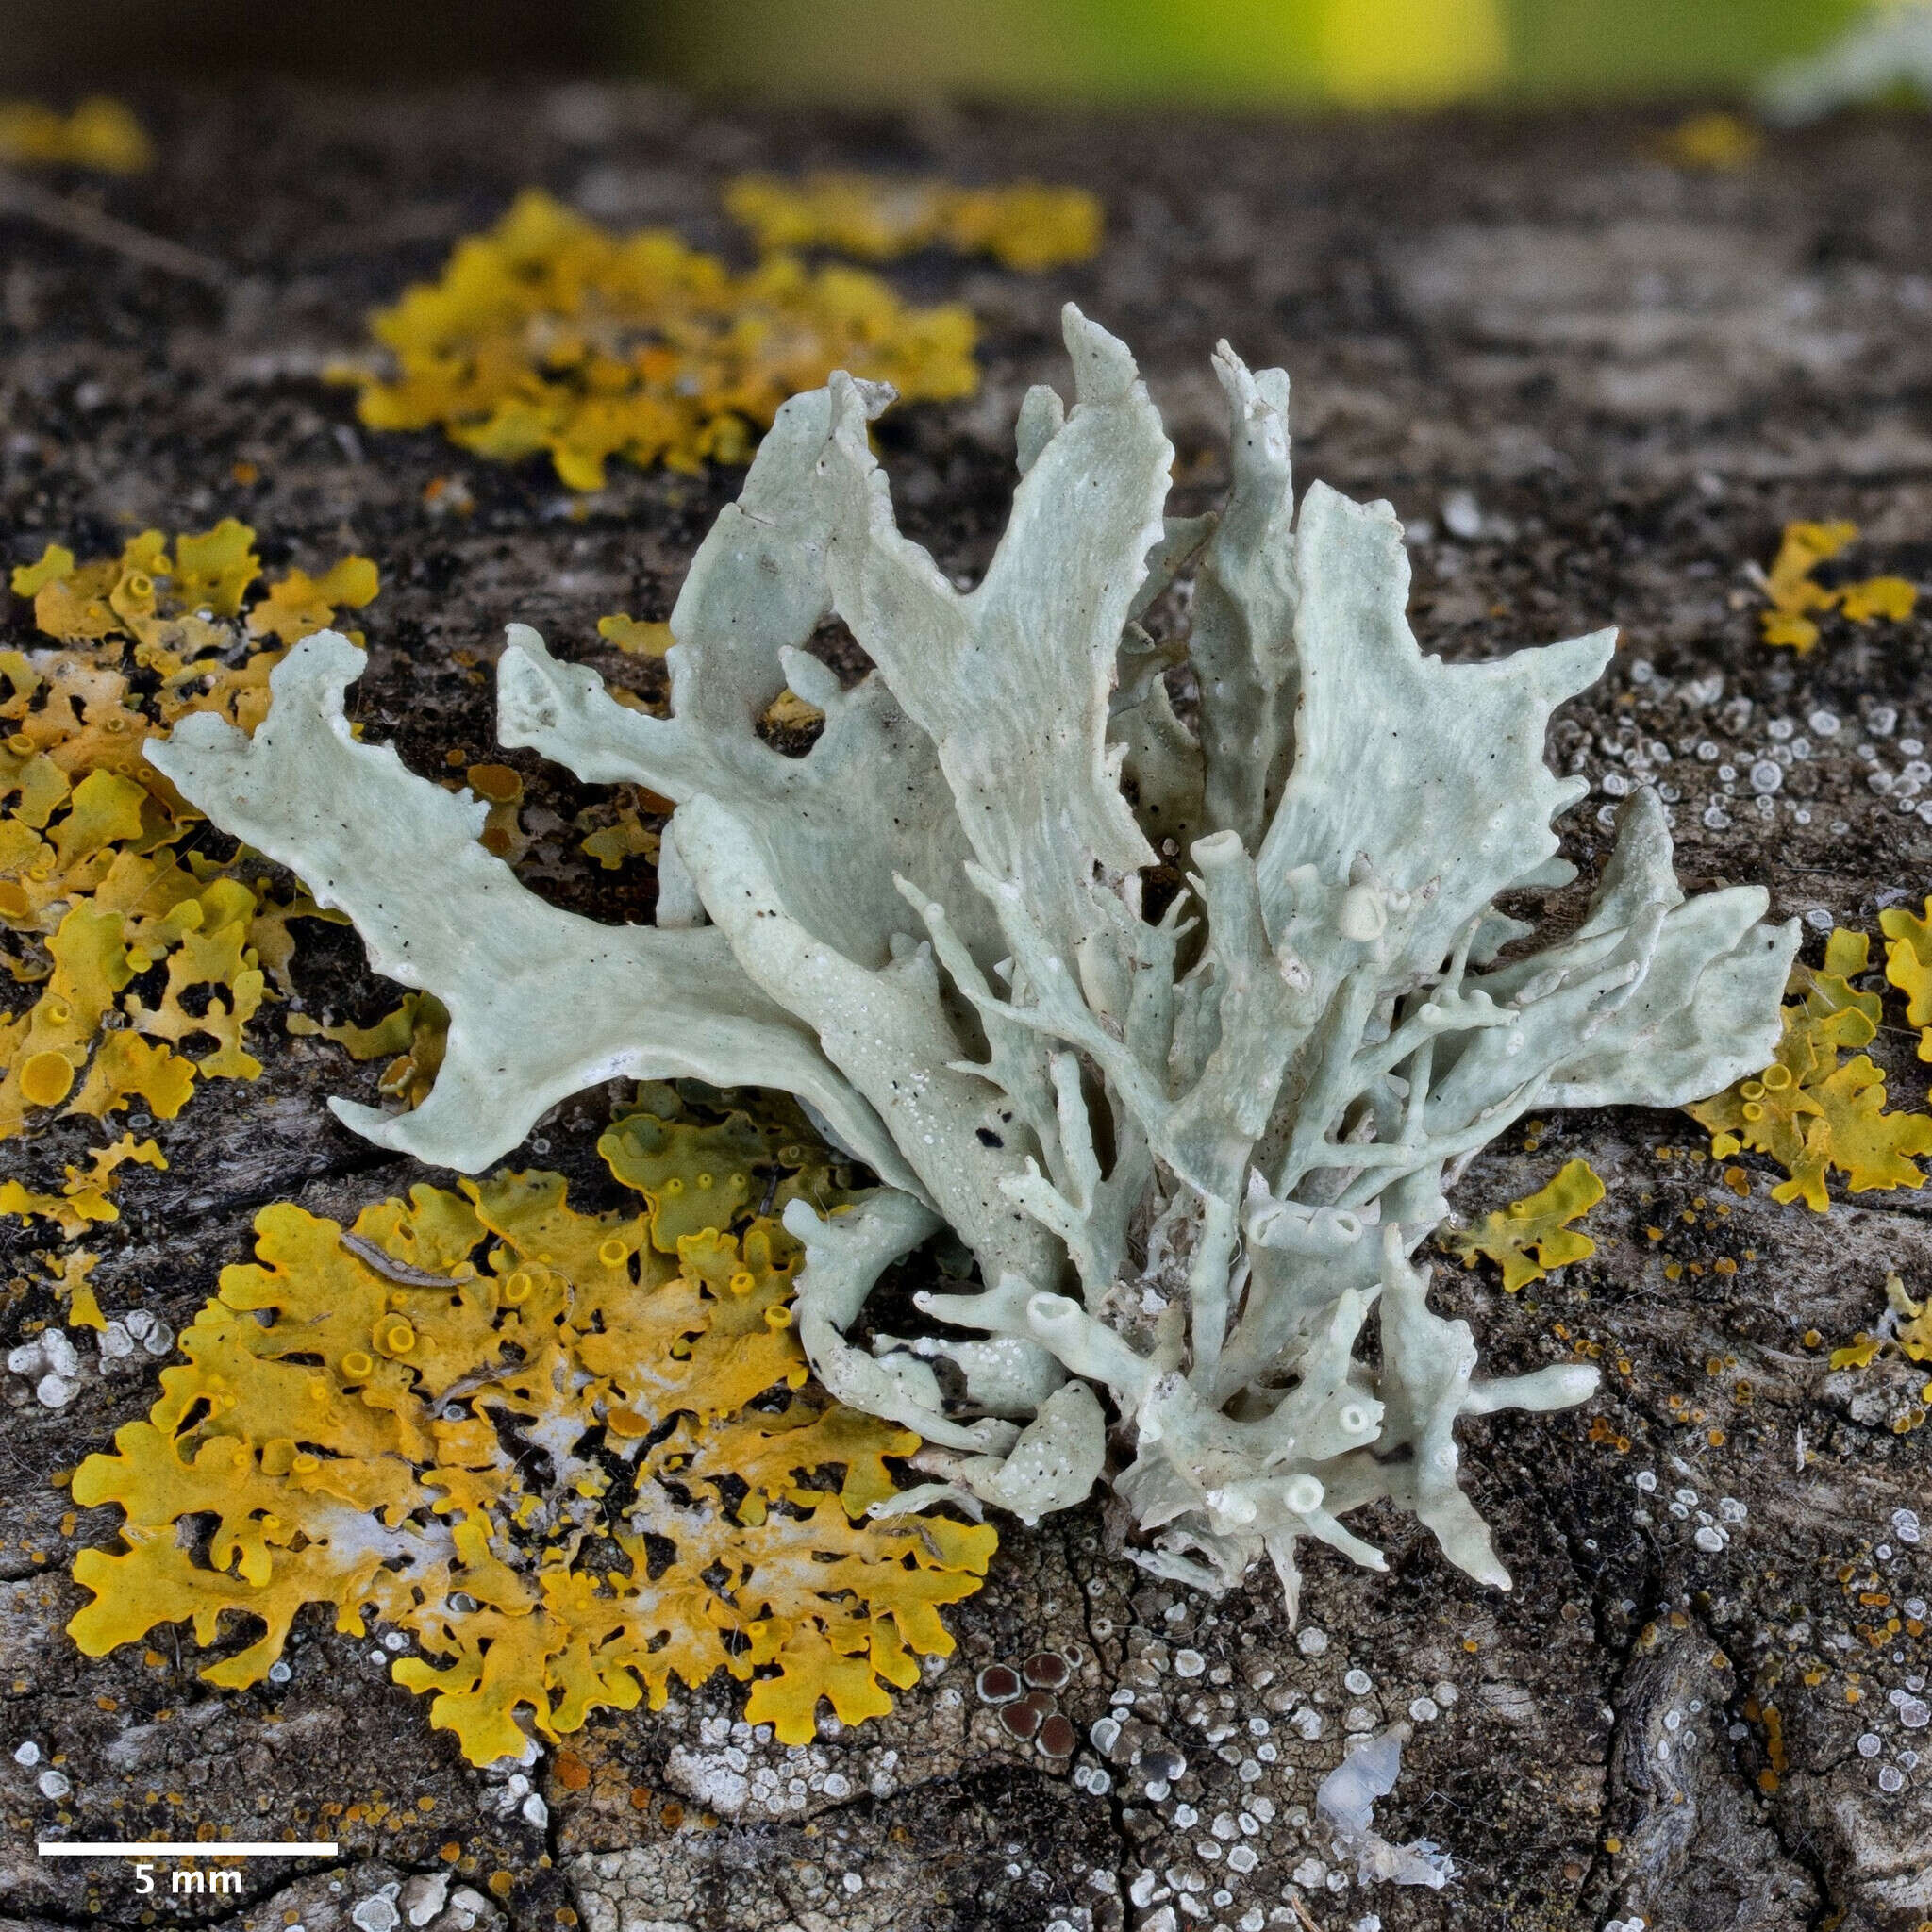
[723,172,1103,271]
[1879,896,1932,1068]
[1829,1274,1932,1374]
[457,762,529,864]
[332,190,979,491]
[3,523,375,1147]
[67,1091,993,1760]
[1446,1158,1605,1291]
[0,1131,167,1239]
[597,1089,844,1252]
[595,614,674,658]
[288,991,450,1113]
[246,557,382,646]
[1757,520,1918,654]
[762,690,826,733]
[1648,111,1762,173]
[0,97,152,174]
[1687,927,1932,1209]
[579,811,660,873]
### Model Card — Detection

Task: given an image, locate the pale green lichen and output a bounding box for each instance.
[149,308,1794,1614]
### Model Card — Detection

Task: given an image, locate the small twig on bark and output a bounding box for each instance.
[339,1228,475,1289]
[0,169,232,291]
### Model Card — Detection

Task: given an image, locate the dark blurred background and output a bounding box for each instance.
[0,0,1884,105]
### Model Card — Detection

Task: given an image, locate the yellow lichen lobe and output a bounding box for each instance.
[0,97,153,174]
[1687,925,1932,1208]
[1,1132,168,1241]
[1446,1158,1605,1291]
[595,614,674,658]
[599,1088,841,1252]
[723,172,1103,271]
[287,991,449,1112]
[66,1091,991,1760]
[1649,111,1762,174]
[334,189,979,491]
[1878,896,1932,1067]
[1829,1274,1932,1374]
[1757,519,1918,654]
[578,810,660,873]
[245,556,380,645]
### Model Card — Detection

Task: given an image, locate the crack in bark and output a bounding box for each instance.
[1059,1512,1138,1921]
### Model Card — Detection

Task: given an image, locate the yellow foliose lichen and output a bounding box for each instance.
[331,190,979,491]
[66,1091,994,1760]
[3,523,377,1149]
[0,1131,166,1239]
[1757,520,1919,654]
[1446,1157,1605,1291]
[1829,1273,1932,1375]
[579,811,659,872]
[1879,896,1932,1066]
[724,172,1103,271]
[1648,111,1762,174]
[287,991,451,1112]
[0,97,153,174]
[1687,926,1932,1209]
[595,614,674,658]
[598,1084,850,1251]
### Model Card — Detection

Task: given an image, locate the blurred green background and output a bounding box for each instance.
[643,0,1876,108]
[0,0,1890,104]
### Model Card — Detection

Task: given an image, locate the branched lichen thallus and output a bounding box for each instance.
[149,306,1796,1618]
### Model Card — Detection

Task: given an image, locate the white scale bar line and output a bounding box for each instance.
[38,1842,340,1857]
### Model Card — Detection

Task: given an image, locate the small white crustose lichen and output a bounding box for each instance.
[151,308,1796,1614]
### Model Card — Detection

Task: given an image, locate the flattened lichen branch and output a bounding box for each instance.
[149,308,1796,1613]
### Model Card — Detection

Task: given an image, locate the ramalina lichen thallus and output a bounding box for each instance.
[150,308,1797,1615]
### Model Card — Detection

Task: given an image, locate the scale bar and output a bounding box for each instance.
[38,1842,339,1857]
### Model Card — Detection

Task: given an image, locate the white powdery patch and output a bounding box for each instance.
[150,308,1795,1618]
[10,1328,83,1408]
[665,1741,750,1817]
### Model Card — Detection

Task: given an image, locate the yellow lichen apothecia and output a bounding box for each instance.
[66,1088,996,1761]
[2,523,376,1159]
[1687,927,1932,1210]
[332,190,979,491]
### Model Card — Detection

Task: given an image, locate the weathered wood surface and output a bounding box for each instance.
[3,84,1932,1932]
